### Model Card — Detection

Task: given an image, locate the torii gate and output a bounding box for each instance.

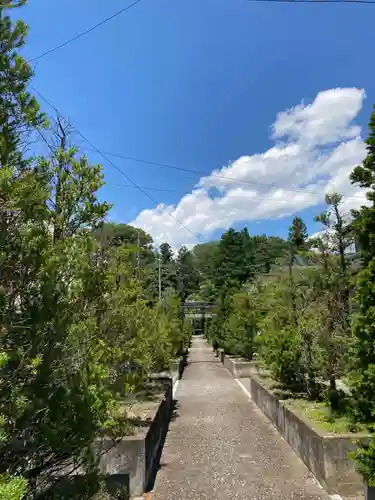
[180,301,216,335]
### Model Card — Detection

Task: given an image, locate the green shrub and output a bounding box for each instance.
[351,439,375,486]
[222,290,259,359]
[0,476,27,500]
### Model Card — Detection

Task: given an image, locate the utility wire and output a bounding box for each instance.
[32,86,204,242]
[32,88,368,241]
[110,183,176,193]
[27,0,375,66]
[82,146,367,201]
[37,126,354,206]
[38,127,368,206]
[76,131,204,241]
[35,97,367,206]
[36,125,177,193]
[28,0,142,63]
[81,146,317,195]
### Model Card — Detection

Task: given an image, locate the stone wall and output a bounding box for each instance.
[52,355,186,499]
[152,355,186,386]
[249,373,368,497]
[95,378,173,498]
[223,355,254,378]
[50,380,173,499]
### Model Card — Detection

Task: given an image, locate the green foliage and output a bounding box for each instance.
[156,243,177,293]
[0,155,186,494]
[206,230,290,356]
[0,2,46,168]
[159,242,173,264]
[208,279,239,347]
[4,0,375,491]
[0,5,188,493]
[351,440,375,486]
[176,246,200,302]
[195,279,218,302]
[95,222,153,249]
[217,229,350,400]
[0,475,27,500]
[0,149,115,491]
[211,229,289,290]
[213,228,256,287]
[222,288,259,360]
[255,278,304,386]
[288,216,308,250]
[192,241,219,281]
[349,105,375,423]
[94,221,155,273]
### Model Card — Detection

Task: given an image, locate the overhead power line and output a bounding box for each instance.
[35,125,177,193]
[38,123,368,205]
[28,0,142,63]
[82,146,311,194]
[76,132,203,241]
[32,86,204,242]
[82,146,367,201]
[109,183,176,193]
[32,88,368,243]
[27,0,375,66]
[34,93,367,206]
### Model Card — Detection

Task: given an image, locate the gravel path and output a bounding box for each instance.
[150,335,332,500]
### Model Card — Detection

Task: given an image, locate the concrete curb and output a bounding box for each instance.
[246,372,368,497]
[234,377,346,500]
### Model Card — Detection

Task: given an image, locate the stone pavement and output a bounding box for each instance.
[149,336,334,500]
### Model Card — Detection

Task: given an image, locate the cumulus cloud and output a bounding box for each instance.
[130,88,368,248]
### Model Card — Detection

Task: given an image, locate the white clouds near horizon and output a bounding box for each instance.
[131,88,368,248]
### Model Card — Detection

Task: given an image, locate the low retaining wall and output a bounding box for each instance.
[53,356,187,500]
[95,378,173,498]
[248,373,368,497]
[223,354,253,378]
[153,357,184,385]
[50,380,173,499]
[152,355,186,399]
[170,355,186,383]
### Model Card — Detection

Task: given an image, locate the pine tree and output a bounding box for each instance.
[0,1,45,168]
[160,242,174,264]
[176,246,200,302]
[214,228,256,288]
[159,242,177,293]
[312,193,352,409]
[288,216,308,251]
[287,217,308,325]
[349,105,375,422]
[0,2,46,497]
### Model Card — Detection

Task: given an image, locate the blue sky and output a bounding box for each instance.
[18,0,375,248]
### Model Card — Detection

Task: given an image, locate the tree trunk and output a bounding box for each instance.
[328,374,340,412]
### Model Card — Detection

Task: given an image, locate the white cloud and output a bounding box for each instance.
[272,88,363,146]
[130,88,368,249]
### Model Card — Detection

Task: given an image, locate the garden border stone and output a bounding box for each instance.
[223,354,254,378]
[52,380,173,499]
[54,355,187,499]
[95,378,173,498]
[246,372,369,497]
[152,354,186,386]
